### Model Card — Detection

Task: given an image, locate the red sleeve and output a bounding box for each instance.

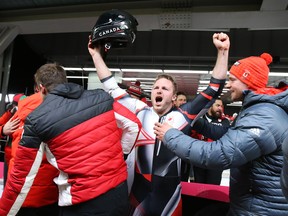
[0,144,43,215]
[0,111,12,125]
[113,101,141,154]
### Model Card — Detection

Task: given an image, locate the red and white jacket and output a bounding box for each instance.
[0,83,141,216]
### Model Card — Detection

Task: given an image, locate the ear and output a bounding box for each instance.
[39,84,48,95]
[34,84,40,93]
[172,94,177,101]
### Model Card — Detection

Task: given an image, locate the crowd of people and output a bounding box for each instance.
[0,8,287,216]
[89,28,229,215]
[154,53,288,215]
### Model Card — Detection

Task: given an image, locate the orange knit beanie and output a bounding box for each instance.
[229,53,273,90]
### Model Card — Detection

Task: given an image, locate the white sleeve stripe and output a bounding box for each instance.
[8,142,45,216]
[210,86,219,91]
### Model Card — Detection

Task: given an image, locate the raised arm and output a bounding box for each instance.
[88,38,112,81]
[210,32,229,80]
[88,38,147,113]
[88,38,128,100]
[179,33,229,119]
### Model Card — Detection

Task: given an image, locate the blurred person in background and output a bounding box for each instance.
[174,91,190,181]
[0,93,25,185]
[174,91,187,107]
[126,80,148,104]
[192,98,230,185]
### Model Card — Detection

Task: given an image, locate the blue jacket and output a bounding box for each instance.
[163,86,288,215]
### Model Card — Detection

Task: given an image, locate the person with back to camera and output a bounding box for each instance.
[154,53,288,215]
[88,9,230,215]
[0,63,141,216]
[2,90,60,216]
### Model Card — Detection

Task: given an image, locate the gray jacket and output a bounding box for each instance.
[163,87,288,215]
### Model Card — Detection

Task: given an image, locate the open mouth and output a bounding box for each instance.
[155,96,163,103]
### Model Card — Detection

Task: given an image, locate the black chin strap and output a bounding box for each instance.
[100,42,111,61]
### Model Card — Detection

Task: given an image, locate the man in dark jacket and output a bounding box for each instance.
[192,98,230,185]
[0,63,141,216]
[154,53,288,215]
[280,81,288,202]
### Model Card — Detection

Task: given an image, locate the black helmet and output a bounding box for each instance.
[91,9,138,49]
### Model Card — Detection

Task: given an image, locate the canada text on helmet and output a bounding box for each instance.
[91,9,138,49]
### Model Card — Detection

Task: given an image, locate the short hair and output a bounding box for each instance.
[176,91,186,97]
[154,74,178,94]
[34,63,67,93]
[215,97,224,103]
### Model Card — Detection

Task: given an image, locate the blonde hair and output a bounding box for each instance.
[154,74,178,94]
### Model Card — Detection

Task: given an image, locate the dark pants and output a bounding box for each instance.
[194,167,223,185]
[194,203,229,216]
[59,181,129,216]
[16,203,59,216]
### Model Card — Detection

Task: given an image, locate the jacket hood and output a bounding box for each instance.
[17,92,43,121]
[243,81,288,113]
[50,83,84,99]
